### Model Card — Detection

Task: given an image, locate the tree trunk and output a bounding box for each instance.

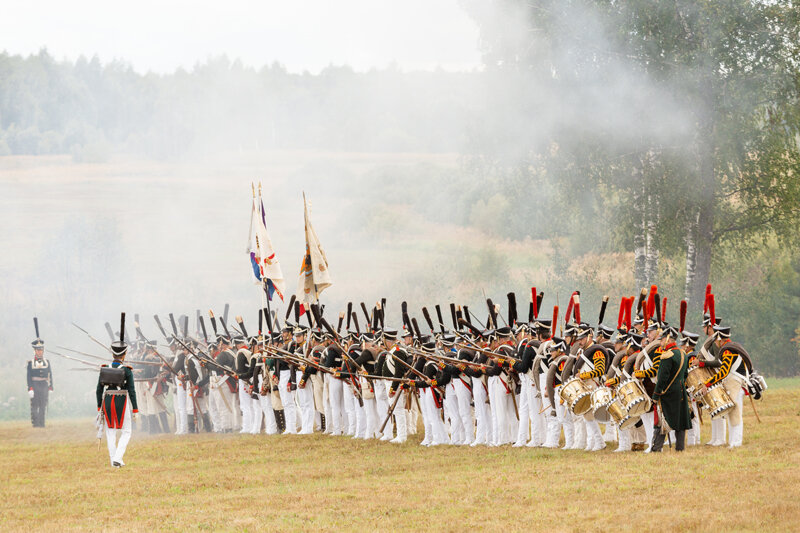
[632,157,647,291]
[684,205,699,302]
[645,189,660,286]
[689,107,716,314]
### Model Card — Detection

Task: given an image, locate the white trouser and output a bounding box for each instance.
[572,413,587,449]
[250,391,263,434]
[584,417,604,450]
[421,387,449,445]
[174,378,187,434]
[257,377,279,435]
[295,370,315,434]
[615,427,632,451]
[343,383,357,435]
[555,386,574,448]
[709,417,727,445]
[603,422,617,442]
[239,380,253,433]
[328,377,344,435]
[278,370,298,433]
[391,389,408,442]
[353,393,367,439]
[362,396,379,439]
[488,376,510,445]
[725,382,745,447]
[642,410,655,451]
[541,375,560,447]
[514,374,530,445]
[211,377,236,432]
[472,377,491,445]
[105,401,132,466]
[453,378,474,445]
[376,381,392,439]
[443,383,464,444]
[528,378,545,446]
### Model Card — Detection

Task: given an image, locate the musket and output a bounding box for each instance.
[56,345,162,366]
[410,349,492,370]
[47,349,99,368]
[310,306,365,406]
[71,322,113,354]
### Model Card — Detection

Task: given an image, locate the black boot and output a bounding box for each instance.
[202,413,213,432]
[320,414,326,433]
[187,414,196,433]
[275,409,286,433]
[159,412,170,434]
[651,428,665,452]
[675,430,686,452]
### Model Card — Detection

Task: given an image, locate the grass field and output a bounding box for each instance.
[2,382,799,532]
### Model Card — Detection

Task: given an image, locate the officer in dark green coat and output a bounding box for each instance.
[651,326,691,452]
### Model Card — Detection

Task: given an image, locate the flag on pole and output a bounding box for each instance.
[248,183,285,301]
[297,192,332,308]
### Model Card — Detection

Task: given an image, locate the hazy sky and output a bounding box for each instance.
[1,0,482,73]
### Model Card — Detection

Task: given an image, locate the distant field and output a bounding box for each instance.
[2,383,798,532]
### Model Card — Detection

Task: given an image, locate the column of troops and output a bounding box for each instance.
[104,285,766,452]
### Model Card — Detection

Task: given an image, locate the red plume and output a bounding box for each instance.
[661,297,668,322]
[564,292,575,324]
[531,287,538,319]
[617,297,626,329]
[646,285,657,319]
[709,294,716,326]
[551,306,559,339]
[625,297,633,331]
[703,284,712,313]
[679,300,687,332]
[573,293,581,323]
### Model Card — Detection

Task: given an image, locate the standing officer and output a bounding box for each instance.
[27,317,53,428]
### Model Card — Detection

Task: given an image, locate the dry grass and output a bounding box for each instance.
[2,383,798,532]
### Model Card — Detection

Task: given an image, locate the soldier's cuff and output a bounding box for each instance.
[133,409,139,413]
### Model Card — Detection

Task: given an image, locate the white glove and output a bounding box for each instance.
[28,389,34,399]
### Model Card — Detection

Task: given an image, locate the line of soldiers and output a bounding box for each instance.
[122,292,765,453]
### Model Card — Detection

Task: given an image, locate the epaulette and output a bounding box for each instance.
[101,364,108,367]
[124,365,133,369]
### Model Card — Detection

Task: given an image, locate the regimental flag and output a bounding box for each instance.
[297,192,332,307]
[248,184,285,301]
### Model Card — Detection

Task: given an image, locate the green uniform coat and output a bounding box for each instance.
[653,346,692,431]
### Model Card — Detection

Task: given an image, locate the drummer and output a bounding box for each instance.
[699,314,726,446]
[696,326,747,448]
[680,331,701,446]
[605,332,643,452]
[576,324,607,451]
[634,322,664,452]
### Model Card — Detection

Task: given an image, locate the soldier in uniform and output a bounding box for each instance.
[541,337,568,448]
[276,326,299,434]
[383,329,412,443]
[605,331,644,452]
[170,337,189,435]
[575,325,608,451]
[679,331,701,445]
[697,325,749,448]
[650,326,691,452]
[700,314,726,445]
[96,317,138,467]
[27,319,52,428]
